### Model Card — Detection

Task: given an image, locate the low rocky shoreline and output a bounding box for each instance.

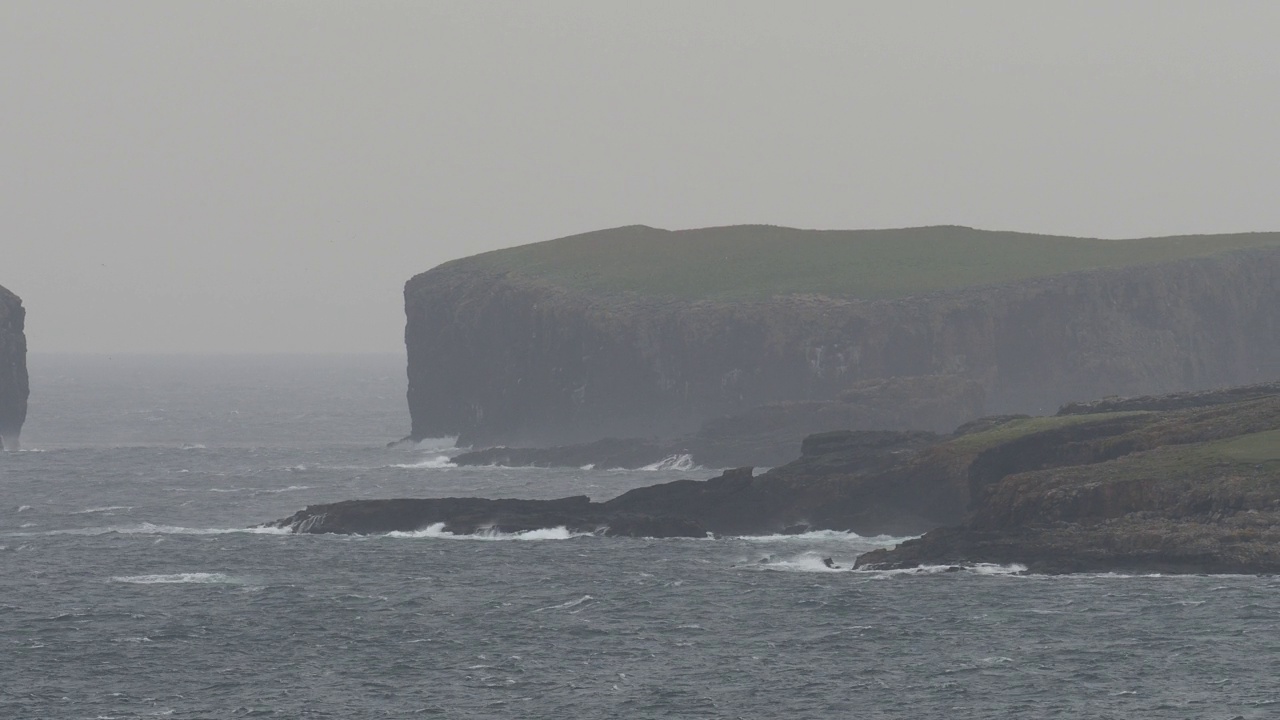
[274,382,1280,575]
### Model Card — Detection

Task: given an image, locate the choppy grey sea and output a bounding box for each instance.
[3,354,1278,719]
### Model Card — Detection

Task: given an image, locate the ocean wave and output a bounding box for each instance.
[72,506,134,514]
[5,523,292,537]
[737,529,913,546]
[639,454,697,471]
[409,436,459,452]
[17,505,32,513]
[383,522,592,541]
[207,485,312,494]
[111,572,240,585]
[861,563,1029,577]
[745,553,1028,575]
[390,455,456,469]
[534,595,594,612]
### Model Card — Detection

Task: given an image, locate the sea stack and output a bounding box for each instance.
[404,225,1280,447]
[0,284,29,451]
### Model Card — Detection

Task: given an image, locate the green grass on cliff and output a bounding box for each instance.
[458,225,1280,300]
[945,412,1152,454]
[1211,429,1280,464]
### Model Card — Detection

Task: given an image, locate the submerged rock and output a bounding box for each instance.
[0,284,28,451]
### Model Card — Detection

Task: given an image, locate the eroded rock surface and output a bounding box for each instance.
[0,284,28,451]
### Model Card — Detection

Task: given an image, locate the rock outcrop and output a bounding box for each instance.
[404,225,1280,448]
[276,381,1280,573]
[0,284,28,451]
[857,386,1280,573]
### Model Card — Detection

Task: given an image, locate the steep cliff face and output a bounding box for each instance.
[0,284,29,450]
[405,226,1280,446]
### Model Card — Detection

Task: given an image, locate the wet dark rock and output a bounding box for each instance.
[0,284,28,451]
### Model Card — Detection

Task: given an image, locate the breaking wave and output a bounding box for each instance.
[383,522,592,541]
[6,523,291,537]
[745,552,1027,576]
[111,572,241,585]
[640,454,696,471]
[391,455,456,469]
[737,529,912,546]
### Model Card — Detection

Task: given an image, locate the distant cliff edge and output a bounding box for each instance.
[404,225,1280,447]
[0,284,28,450]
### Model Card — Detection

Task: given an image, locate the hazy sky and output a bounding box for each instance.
[3,1,1278,353]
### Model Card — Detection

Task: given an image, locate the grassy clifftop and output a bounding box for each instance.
[456,225,1280,301]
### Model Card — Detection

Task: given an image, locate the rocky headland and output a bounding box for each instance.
[857,383,1280,574]
[404,225,1280,453]
[273,382,1280,574]
[0,284,28,451]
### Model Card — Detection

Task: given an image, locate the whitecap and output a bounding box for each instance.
[534,595,593,612]
[411,436,459,452]
[72,506,133,515]
[737,529,913,546]
[383,522,591,541]
[639,454,697,471]
[391,455,456,469]
[17,505,32,513]
[748,553,851,573]
[860,563,1028,577]
[6,523,291,537]
[111,572,239,585]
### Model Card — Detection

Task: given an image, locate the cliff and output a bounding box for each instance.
[451,374,984,468]
[857,386,1280,573]
[0,284,28,450]
[404,225,1280,447]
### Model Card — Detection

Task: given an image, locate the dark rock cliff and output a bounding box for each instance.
[0,284,28,450]
[404,226,1280,447]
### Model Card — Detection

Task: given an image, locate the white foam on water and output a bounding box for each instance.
[580,464,595,470]
[72,506,134,514]
[180,444,206,450]
[534,595,593,612]
[737,529,914,546]
[384,522,592,541]
[111,572,239,585]
[639,454,697,471]
[859,563,1029,578]
[748,553,850,573]
[17,505,32,513]
[6,523,292,537]
[412,436,459,452]
[391,455,456,469]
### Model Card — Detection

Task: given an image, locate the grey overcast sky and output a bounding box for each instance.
[2,1,1278,353]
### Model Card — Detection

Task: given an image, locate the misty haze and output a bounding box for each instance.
[3,3,1280,718]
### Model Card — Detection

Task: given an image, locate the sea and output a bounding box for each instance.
[3,354,1278,719]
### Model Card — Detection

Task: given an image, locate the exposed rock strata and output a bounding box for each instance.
[405,226,1280,448]
[0,284,28,451]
